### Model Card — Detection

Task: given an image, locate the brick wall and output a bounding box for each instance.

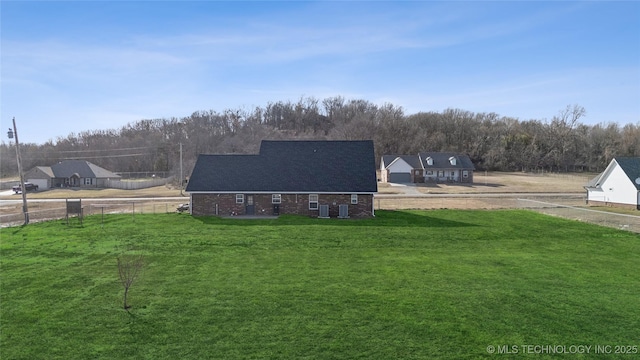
[411,169,424,183]
[191,193,375,217]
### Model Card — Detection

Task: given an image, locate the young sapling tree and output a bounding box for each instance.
[117,254,144,310]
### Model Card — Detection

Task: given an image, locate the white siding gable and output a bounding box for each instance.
[387,157,413,173]
[589,161,637,206]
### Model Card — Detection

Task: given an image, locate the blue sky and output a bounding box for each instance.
[1,1,639,145]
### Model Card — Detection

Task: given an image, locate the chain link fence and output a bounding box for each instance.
[0,199,188,228]
[375,195,639,233]
[3,195,638,233]
[375,195,585,211]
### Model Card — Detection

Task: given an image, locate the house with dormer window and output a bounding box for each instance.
[380,152,475,184]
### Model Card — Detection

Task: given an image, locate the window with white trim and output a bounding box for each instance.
[272,194,281,204]
[309,194,319,210]
[351,194,358,205]
[437,170,445,177]
[462,170,469,178]
[236,194,244,204]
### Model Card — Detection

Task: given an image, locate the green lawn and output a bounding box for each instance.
[1,210,638,359]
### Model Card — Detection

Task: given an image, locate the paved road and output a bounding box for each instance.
[379,183,583,198]
[376,192,584,198]
[0,196,186,206]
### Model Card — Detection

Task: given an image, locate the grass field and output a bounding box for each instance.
[1,210,639,359]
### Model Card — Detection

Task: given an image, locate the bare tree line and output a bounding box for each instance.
[1,97,639,180]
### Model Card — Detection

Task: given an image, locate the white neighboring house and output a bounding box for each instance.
[585,157,640,210]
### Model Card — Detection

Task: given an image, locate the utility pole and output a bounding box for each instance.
[179,142,183,196]
[7,117,29,224]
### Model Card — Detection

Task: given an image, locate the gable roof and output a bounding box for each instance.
[381,155,423,169]
[585,157,640,190]
[186,140,378,193]
[418,152,475,169]
[49,160,120,178]
[381,153,475,170]
[34,166,55,178]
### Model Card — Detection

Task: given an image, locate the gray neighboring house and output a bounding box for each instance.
[186,140,378,218]
[380,152,475,183]
[24,160,121,189]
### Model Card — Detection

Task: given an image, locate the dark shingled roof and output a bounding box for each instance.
[50,160,120,178]
[382,152,475,170]
[186,140,378,193]
[584,157,640,190]
[418,152,475,169]
[614,157,640,190]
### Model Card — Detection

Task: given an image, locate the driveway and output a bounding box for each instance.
[387,183,424,195]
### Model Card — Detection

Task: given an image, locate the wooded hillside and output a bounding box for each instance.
[2,97,639,180]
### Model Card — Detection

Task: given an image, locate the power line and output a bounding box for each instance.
[16,153,154,161]
[54,146,154,154]
[59,153,152,160]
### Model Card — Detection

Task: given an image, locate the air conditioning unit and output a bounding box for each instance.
[338,204,349,219]
[318,205,329,218]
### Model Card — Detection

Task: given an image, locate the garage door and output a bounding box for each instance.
[27,179,48,190]
[389,173,411,183]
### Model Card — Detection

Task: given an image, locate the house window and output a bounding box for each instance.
[272,194,281,204]
[426,170,433,175]
[451,171,455,177]
[462,170,469,178]
[351,194,358,204]
[84,178,93,185]
[437,170,445,177]
[236,194,244,204]
[309,194,319,210]
[426,157,433,166]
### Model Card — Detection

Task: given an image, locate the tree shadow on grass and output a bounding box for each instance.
[193,210,477,228]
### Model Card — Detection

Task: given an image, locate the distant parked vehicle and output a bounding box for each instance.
[12,182,38,194]
[177,203,190,212]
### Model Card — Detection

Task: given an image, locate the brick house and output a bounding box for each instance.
[185,140,378,218]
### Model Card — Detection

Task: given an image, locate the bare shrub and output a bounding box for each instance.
[117,254,144,310]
